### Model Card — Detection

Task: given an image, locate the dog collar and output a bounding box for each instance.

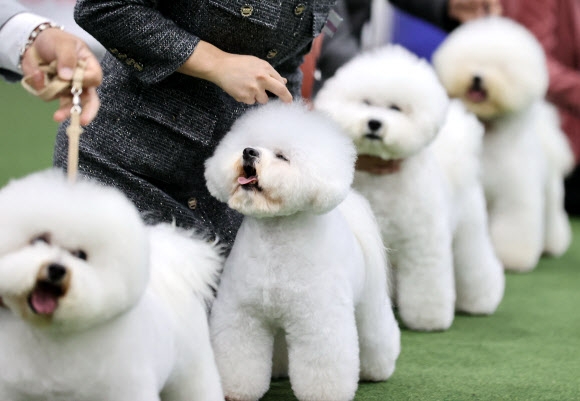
[355,155,403,175]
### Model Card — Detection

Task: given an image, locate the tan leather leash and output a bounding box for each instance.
[21,60,87,183]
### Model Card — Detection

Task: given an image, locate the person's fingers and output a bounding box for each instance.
[264,77,293,103]
[53,96,72,123]
[79,87,100,125]
[53,87,101,125]
[54,36,78,81]
[77,46,103,88]
[489,1,503,15]
[267,68,288,86]
[20,46,42,81]
[29,70,46,91]
[254,91,270,105]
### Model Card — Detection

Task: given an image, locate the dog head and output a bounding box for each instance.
[433,17,548,120]
[314,45,449,161]
[0,169,149,332]
[205,101,356,217]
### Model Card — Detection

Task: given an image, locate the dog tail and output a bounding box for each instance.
[432,99,484,194]
[535,101,575,176]
[337,190,392,298]
[147,223,224,311]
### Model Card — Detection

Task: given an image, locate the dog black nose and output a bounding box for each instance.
[472,75,483,87]
[368,119,382,132]
[243,147,260,161]
[47,263,67,283]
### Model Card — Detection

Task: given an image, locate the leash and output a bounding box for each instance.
[21,60,87,183]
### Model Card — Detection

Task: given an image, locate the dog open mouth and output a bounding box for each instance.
[27,280,65,315]
[238,164,261,190]
[467,88,487,103]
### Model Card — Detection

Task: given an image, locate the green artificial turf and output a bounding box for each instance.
[1,80,579,400]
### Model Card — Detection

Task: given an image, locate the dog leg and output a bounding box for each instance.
[356,296,400,381]
[543,172,571,256]
[163,314,224,401]
[453,186,505,314]
[395,231,455,331]
[286,307,359,401]
[488,192,544,272]
[210,308,274,401]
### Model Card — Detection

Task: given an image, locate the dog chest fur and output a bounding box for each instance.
[222,210,366,318]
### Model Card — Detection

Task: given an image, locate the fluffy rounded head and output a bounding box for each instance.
[204,101,356,217]
[433,16,548,120]
[0,169,149,332]
[314,44,449,160]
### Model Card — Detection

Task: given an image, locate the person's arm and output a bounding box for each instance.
[0,2,44,81]
[512,0,580,118]
[74,0,291,104]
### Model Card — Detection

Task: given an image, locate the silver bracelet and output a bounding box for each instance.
[18,22,64,72]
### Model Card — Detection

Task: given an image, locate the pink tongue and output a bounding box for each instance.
[238,176,257,185]
[31,290,58,315]
[467,89,487,103]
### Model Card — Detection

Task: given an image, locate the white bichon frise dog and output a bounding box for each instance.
[204,101,401,401]
[0,170,224,401]
[433,17,573,272]
[315,45,505,331]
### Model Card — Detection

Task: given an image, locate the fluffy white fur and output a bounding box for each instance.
[315,45,505,331]
[0,169,224,401]
[433,17,573,271]
[205,101,400,401]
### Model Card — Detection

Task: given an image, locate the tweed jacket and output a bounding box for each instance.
[0,0,28,81]
[54,0,337,249]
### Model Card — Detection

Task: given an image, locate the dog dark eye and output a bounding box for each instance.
[70,250,88,261]
[362,99,372,106]
[389,104,402,112]
[31,233,50,245]
[276,153,289,162]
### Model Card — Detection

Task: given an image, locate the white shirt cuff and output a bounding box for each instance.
[0,13,53,74]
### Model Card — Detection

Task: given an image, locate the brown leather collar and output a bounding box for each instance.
[355,154,403,175]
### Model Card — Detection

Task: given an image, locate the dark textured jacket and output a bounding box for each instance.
[55,0,337,249]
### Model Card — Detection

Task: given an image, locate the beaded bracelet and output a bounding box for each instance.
[18,22,64,72]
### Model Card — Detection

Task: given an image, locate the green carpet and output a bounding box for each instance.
[1,80,579,400]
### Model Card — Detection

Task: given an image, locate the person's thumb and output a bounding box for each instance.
[55,39,78,81]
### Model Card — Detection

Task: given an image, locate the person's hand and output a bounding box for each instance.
[448,0,503,23]
[21,27,103,126]
[178,40,293,105]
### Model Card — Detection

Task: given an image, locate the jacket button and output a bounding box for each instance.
[294,4,306,15]
[134,63,144,71]
[187,198,197,210]
[240,4,253,17]
[266,49,278,59]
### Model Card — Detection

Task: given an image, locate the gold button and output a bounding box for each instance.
[187,198,197,210]
[117,53,127,60]
[109,48,118,55]
[134,63,144,71]
[294,3,306,15]
[125,58,135,66]
[266,49,278,59]
[240,4,253,17]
